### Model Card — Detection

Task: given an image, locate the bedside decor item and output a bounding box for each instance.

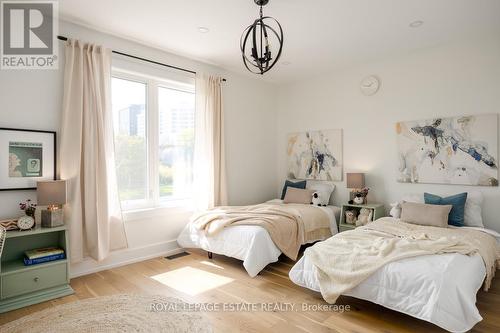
[344,210,357,225]
[240,0,284,75]
[287,129,343,181]
[37,180,67,228]
[346,173,367,203]
[17,199,36,230]
[24,247,66,266]
[360,75,380,96]
[396,114,498,186]
[356,187,370,203]
[0,128,56,191]
[19,199,36,217]
[347,173,364,188]
[16,215,35,230]
[356,208,373,226]
[0,219,18,231]
[352,195,364,205]
[424,192,468,227]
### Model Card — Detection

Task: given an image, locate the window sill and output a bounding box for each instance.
[122,200,194,221]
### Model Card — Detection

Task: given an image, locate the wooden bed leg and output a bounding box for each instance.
[207,251,213,259]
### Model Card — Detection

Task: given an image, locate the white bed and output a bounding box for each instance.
[177,200,340,277]
[289,227,500,333]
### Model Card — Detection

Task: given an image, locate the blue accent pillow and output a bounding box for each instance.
[424,192,468,227]
[281,180,307,200]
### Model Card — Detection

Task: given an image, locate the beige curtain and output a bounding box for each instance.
[60,39,127,262]
[194,74,228,209]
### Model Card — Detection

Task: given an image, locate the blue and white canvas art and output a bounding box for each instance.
[287,129,343,181]
[396,114,498,186]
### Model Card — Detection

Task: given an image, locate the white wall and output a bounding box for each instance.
[0,20,278,276]
[276,36,500,231]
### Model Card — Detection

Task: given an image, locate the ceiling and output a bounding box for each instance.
[59,0,500,83]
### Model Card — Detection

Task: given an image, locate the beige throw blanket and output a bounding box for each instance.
[306,217,500,303]
[191,203,331,260]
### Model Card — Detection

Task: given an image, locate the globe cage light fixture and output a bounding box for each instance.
[240,0,284,75]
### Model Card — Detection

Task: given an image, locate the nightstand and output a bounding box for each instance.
[0,225,74,313]
[339,203,385,232]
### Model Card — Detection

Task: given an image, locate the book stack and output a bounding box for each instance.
[24,247,66,266]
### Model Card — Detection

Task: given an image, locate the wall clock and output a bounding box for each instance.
[360,75,380,96]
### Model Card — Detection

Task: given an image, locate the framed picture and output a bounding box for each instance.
[287,129,343,181]
[396,114,498,186]
[0,127,56,191]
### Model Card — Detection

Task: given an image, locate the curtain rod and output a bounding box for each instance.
[57,35,226,82]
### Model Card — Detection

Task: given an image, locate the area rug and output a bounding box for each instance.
[1,294,213,333]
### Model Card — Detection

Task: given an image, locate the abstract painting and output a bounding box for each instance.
[396,114,498,186]
[287,129,343,181]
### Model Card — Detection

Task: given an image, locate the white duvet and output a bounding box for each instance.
[289,227,500,333]
[177,201,340,277]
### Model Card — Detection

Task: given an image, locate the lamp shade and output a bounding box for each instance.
[37,180,67,206]
[346,173,365,189]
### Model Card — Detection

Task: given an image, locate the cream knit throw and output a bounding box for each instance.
[306,217,499,303]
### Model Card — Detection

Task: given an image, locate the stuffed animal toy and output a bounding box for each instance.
[356,208,373,226]
[350,187,370,205]
[353,194,364,205]
[389,201,402,218]
[310,192,326,207]
[345,210,357,224]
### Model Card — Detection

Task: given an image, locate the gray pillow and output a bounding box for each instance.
[400,202,452,228]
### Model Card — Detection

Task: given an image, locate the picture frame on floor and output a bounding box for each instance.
[0,127,56,191]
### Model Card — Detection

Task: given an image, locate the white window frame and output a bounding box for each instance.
[112,68,195,212]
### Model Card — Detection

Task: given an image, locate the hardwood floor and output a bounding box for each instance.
[1,249,499,332]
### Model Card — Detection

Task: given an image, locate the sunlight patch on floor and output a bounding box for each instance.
[200,260,224,269]
[150,266,234,296]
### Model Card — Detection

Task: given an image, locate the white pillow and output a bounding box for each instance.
[400,191,484,227]
[306,181,335,205]
[463,191,484,227]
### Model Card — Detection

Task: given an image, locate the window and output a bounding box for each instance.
[112,71,195,210]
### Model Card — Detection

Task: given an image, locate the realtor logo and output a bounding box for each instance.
[1,0,58,69]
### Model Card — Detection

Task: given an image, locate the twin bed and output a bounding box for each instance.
[290,219,500,332]
[177,190,500,333]
[177,199,340,276]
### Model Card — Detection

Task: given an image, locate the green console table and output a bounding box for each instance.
[0,225,74,313]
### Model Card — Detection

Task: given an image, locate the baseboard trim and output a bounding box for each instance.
[69,239,183,278]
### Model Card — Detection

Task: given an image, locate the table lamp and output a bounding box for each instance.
[37,180,67,228]
[346,173,365,203]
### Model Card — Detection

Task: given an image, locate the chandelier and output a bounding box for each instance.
[240,0,284,75]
